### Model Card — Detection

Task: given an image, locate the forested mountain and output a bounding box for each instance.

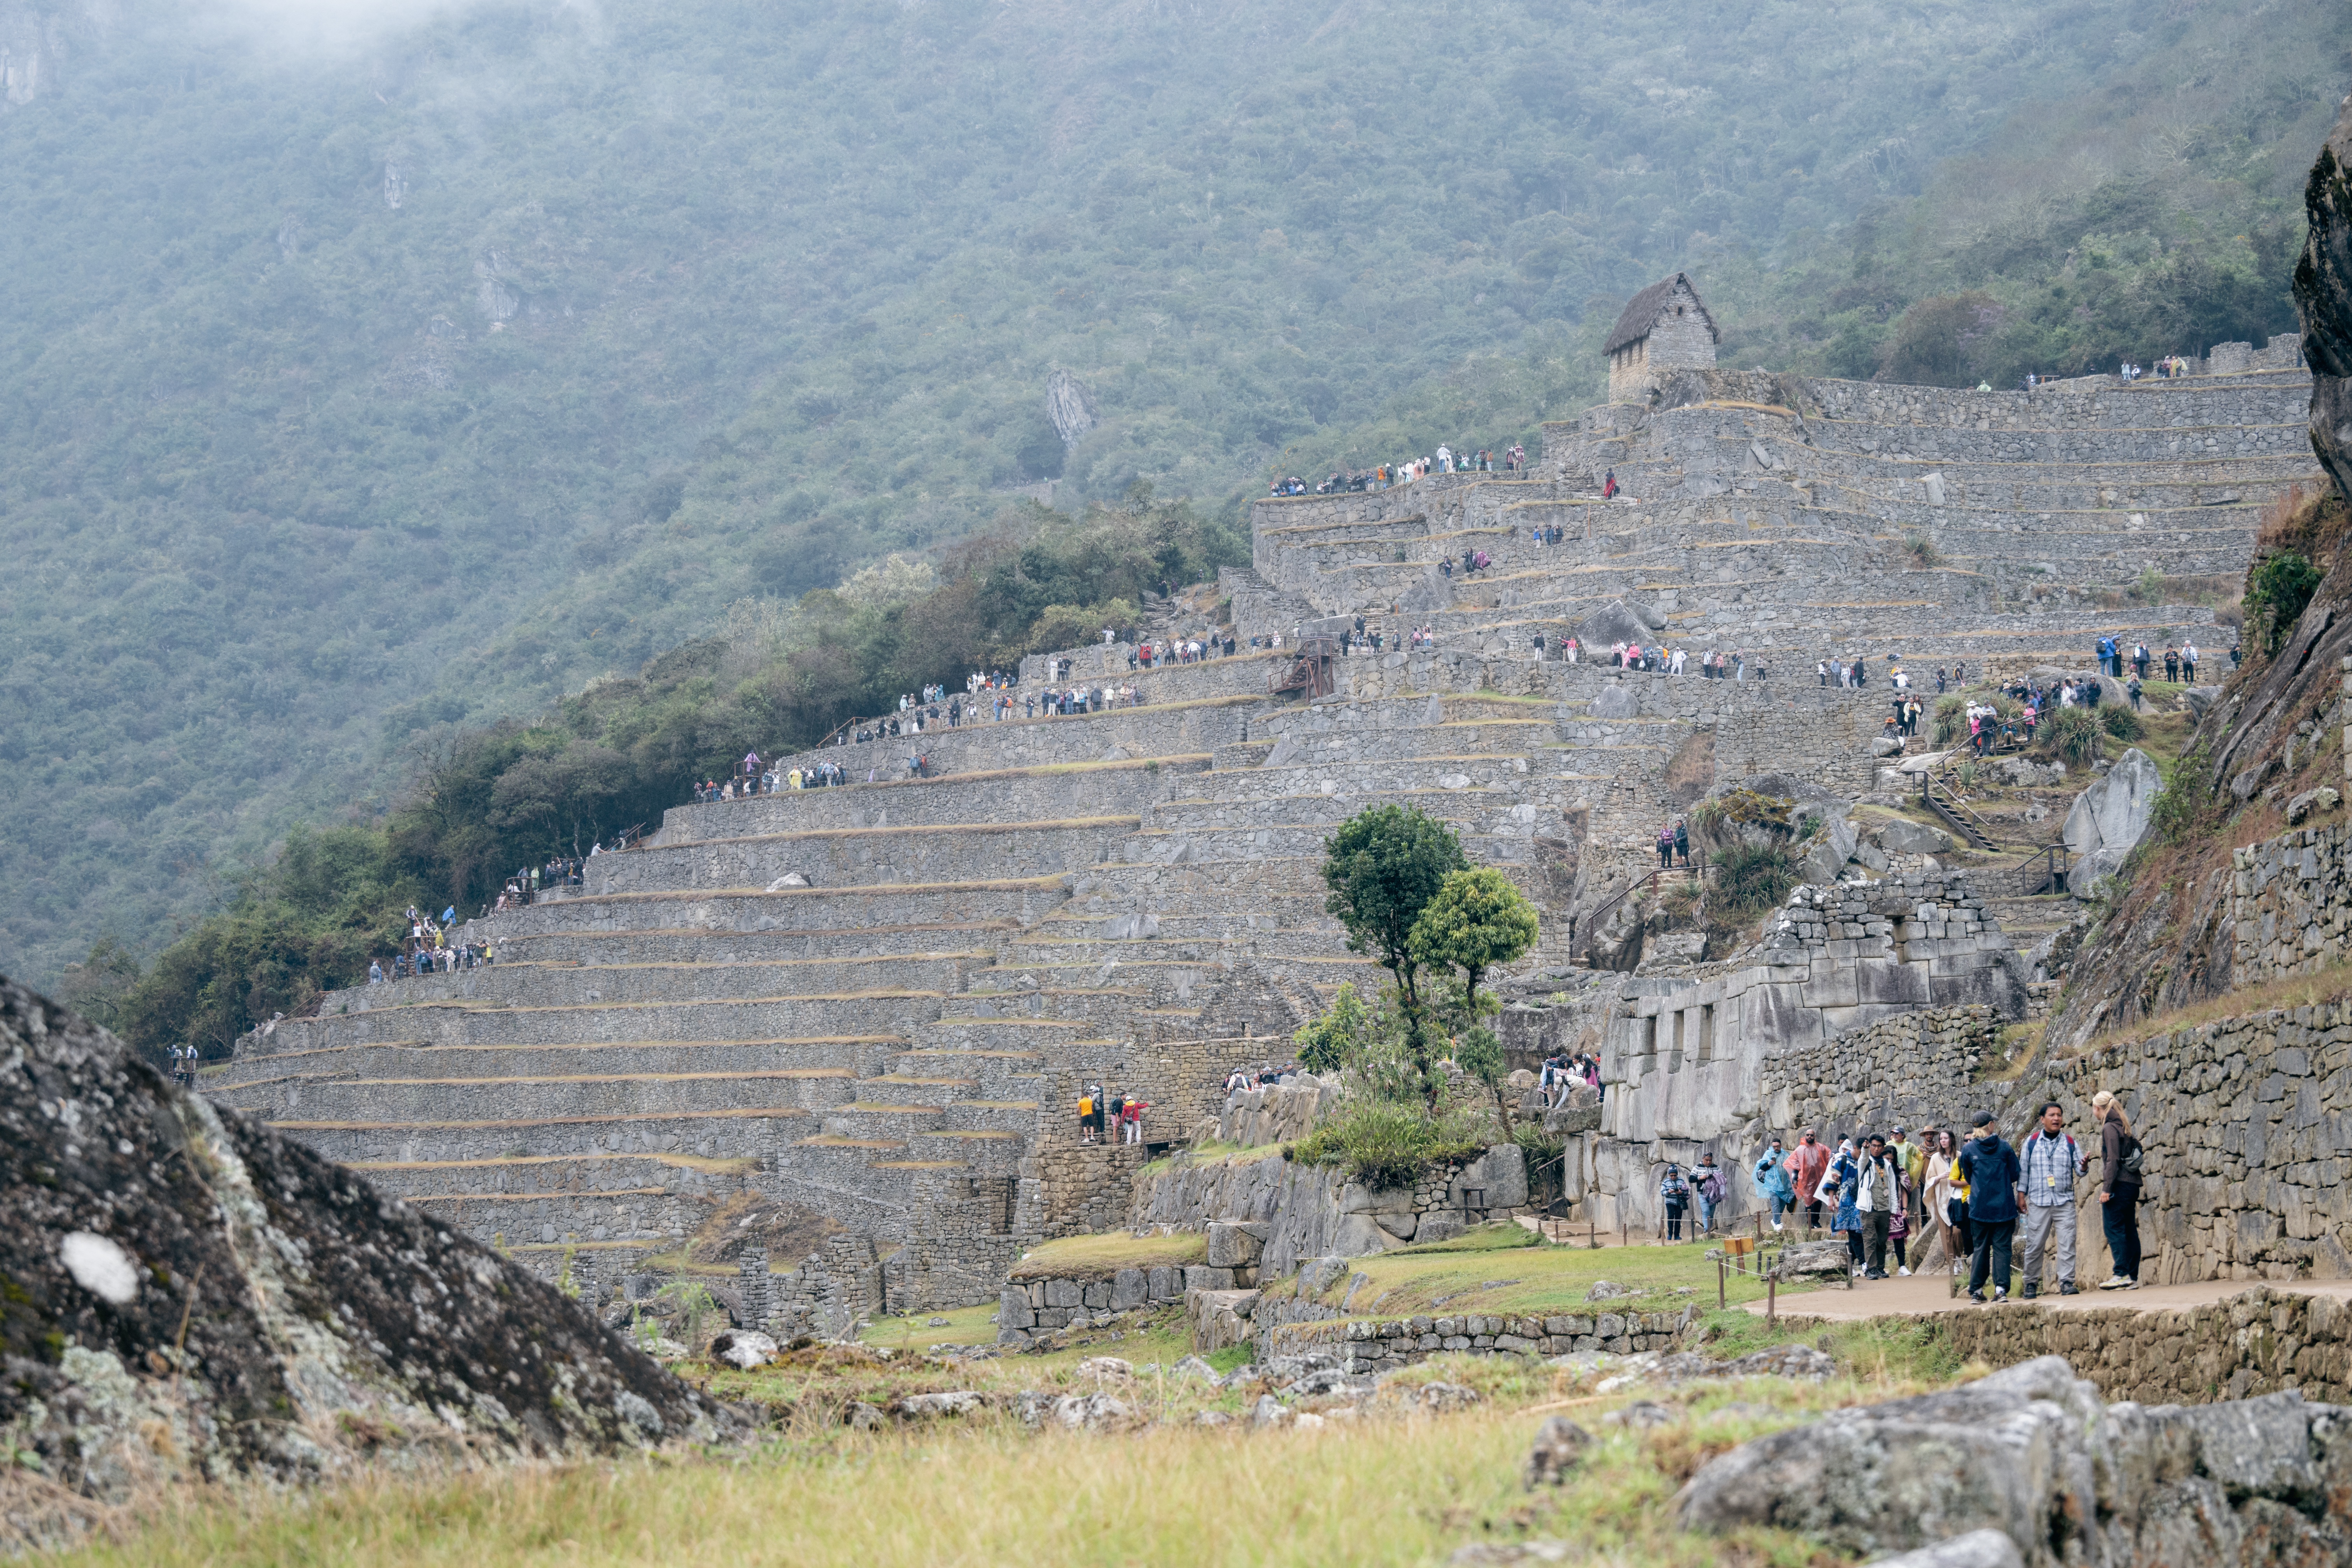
[3,0,2347,986]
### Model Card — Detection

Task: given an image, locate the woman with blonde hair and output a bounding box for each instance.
[2091,1090,2143,1289]
[1923,1128,1965,1274]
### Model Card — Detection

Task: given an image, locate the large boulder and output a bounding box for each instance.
[2060,747,2163,898]
[0,975,732,1537]
[1876,818,1954,855]
[2297,93,2352,502]
[1570,598,1666,648]
[1678,1354,2352,1566]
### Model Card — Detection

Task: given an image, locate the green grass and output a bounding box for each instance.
[1006,1232,1208,1282]
[58,1342,1952,1568]
[1258,1222,1806,1323]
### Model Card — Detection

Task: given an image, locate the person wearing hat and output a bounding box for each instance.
[1956,1111,2022,1303]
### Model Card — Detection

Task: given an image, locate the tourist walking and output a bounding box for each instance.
[1659,1163,1691,1242]
[1694,1152,1725,1235]
[1958,1112,2022,1303]
[2017,1100,2085,1297]
[1856,1134,1901,1279]
[1828,1139,1862,1271]
[1753,1137,1796,1229]
[1785,1128,1830,1230]
[2093,1090,2144,1289]
[1078,1085,1101,1144]
[1925,1128,1967,1272]
[1890,1125,1924,1276]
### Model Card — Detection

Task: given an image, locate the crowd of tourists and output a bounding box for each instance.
[370,904,495,982]
[1269,443,1530,496]
[1536,1050,1603,1109]
[1736,1096,2143,1294]
[1077,1082,1153,1144]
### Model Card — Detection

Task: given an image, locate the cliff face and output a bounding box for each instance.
[2048,105,2352,1051]
[2299,93,2352,500]
[0,974,734,1549]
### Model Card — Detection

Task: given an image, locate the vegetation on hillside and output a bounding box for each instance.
[4,0,2345,985]
[101,494,1241,1063]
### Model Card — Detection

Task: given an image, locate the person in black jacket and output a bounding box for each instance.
[2092,1090,2143,1289]
[1957,1111,2023,1304]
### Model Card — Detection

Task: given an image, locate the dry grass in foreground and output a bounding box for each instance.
[52,1359,1920,1568]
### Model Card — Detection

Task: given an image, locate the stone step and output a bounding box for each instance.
[653,755,1209,843]
[396,1186,722,1250]
[481,877,1068,938]
[484,921,1021,967]
[820,1102,947,1140]
[765,692,1272,785]
[259,994,951,1051]
[224,1065,860,1124]
[256,1105,814,1164]
[331,954,991,1013]
[588,817,1137,898]
[342,1150,760,1202]
[203,1035,910,1090]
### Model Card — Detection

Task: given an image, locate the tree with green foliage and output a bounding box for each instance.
[1321,805,1466,1100]
[1409,868,1539,1132]
[1292,981,1371,1074]
[1408,868,1540,1020]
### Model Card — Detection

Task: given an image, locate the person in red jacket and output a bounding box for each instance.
[1784,1129,1831,1229]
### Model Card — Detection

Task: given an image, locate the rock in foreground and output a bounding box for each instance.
[1676,1354,2352,1566]
[0,975,735,1548]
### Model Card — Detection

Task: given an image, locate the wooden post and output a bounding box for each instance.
[1718,1258,1727,1311]
[1767,1275,1777,1327]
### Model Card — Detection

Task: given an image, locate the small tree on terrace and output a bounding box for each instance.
[1321,804,1466,1102]
[1409,868,1540,1130]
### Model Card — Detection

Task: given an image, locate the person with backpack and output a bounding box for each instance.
[1752,1137,1797,1230]
[2092,1090,2143,1289]
[1855,1134,1902,1279]
[1958,1111,2022,1303]
[2017,1100,2087,1297]
[1693,1152,1726,1236]
[1077,1086,1098,1145]
[1658,1163,1691,1242]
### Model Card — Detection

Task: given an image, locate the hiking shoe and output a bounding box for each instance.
[1967,1291,1988,1304]
[2097,1275,2132,1290]
[2060,1283,2080,1296]
[1898,1267,1911,1277]
[2020,1285,2039,1299]
[1993,1286,2008,1302]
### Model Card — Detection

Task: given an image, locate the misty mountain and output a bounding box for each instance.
[2,0,2345,983]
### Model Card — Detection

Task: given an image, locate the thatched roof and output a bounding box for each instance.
[1604,273,1718,355]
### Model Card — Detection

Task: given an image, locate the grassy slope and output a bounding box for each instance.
[58,1302,1970,1568]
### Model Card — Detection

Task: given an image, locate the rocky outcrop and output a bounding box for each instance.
[2061,747,2164,898]
[2298,93,2352,502]
[1679,1354,2352,1566]
[0,975,732,1547]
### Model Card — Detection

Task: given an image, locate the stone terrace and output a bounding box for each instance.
[208,356,2317,1319]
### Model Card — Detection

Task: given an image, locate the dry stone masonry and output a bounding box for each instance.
[202,322,2325,1324]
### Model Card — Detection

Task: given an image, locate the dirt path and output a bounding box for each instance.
[1750,1269,2352,1321]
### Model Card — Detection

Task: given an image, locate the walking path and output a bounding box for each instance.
[1752,1272,2352,1320]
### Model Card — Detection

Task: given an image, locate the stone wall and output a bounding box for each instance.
[1260,1302,1698,1371]
[1908,1285,2352,1406]
[1020,1143,1149,1240]
[2233,818,2352,987]
[1591,875,2025,1231]
[1128,1143,1533,1279]
[994,1267,1198,1346]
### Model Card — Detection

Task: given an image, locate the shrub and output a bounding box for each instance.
[2035,705,2106,766]
[2245,551,2322,654]
[2101,705,2145,741]
[1904,532,1941,567]
[1710,842,1796,916]
[1288,1100,1486,1190]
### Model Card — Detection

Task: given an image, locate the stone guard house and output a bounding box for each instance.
[1605,272,1719,403]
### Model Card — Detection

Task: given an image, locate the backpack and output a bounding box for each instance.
[2119,1132,2145,1183]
